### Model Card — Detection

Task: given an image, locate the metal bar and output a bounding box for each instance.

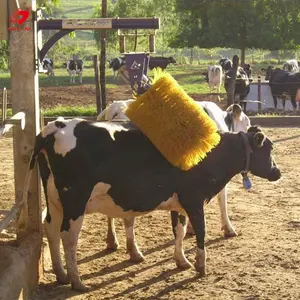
[38,18,160,30]
[1,87,7,126]
[39,30,73,62]
[0,203,22,233]
[0,111,26,136]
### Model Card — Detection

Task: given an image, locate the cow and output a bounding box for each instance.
[283,59,299,73]
[42,58,55,79]
[243,64,253,82]
[219,58,233,72]
[65,59,84,84]
[148,56,176,70]
[225,103,251,132]
[108,57,125,79]
[225,66,251,112]
[28,117,280,291]
[261,66,300,111]
[206,65,223,94]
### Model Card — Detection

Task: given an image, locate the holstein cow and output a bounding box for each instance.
[148,56,176,70]
[225,66,251,111]
[29,117,280,291]
[207,65,223,94]
[219,58,233,72]
[65,59,84,84]
[42,58,55,79]
[101,101,251,248]
[283,59,300,73]
[109,57,125,79]
[261,66,300,111]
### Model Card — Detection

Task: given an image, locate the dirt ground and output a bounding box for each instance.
[0,126,299,300]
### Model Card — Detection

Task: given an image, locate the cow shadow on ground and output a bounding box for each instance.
[36,235,225,299]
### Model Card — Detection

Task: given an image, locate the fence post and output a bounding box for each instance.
[257,75,262,112]
[93,55,102,114]
[9,0,42,297]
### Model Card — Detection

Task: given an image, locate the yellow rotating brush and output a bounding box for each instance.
[125,69,221,171]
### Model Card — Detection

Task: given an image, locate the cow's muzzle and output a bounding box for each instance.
[267,167,281,182]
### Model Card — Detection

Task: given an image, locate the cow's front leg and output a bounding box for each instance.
[61,216,88,292]
[79,73,83,84]
[124,216,144,262]
[217,186,238,238]
[185,205,206,277]
[171,211,192,269]
[106,217,119,250]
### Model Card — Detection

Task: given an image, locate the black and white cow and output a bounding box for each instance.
[206,65,223,94]
[283,59,300,73]
[261,66,300,111]
[26,109,280,291]
[108,57,125,78]
[219,58,233,72]
[42,58,55,79]
[65,59,84,84]
[148,56,176,70]
[225,66,251,111]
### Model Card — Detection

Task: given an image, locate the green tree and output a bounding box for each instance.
[172,0,300,64]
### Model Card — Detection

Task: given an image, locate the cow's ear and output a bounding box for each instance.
[253,132,265,148]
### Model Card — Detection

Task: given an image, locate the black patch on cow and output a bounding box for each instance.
[55,121,66,129]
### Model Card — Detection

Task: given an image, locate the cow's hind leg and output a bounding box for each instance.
[171,211,192,269]
[61,216,88,292]
[44,207,70,285]
[106,217,119,250]
[217,186,238,238]
[124,217,144,262]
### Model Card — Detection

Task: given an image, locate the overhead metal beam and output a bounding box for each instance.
[38,18,160,31]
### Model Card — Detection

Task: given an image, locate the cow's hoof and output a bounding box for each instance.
[224,229,238,239]
[194,264,206,277]
[71,281,90,292]
[129,251,144,263]
[176,259,193,270]
[106,241,119,251]
[56,273,70,285]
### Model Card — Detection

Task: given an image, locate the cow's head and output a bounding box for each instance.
[261,66,274,81]
[246,126,281,182]
[169,56,176,64]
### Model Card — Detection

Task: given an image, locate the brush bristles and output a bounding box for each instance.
[125,70,220,170]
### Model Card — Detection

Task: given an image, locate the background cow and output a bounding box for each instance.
[65,59,84,84]
[31,117,280,291]
[207,65,223,94]
[42,58,55,79]
[262,66,300,111]
[283,59,300,73]
[225,66,251,111]
[148,56,176,70]
[108,57,125,79]
[219,58,233,72]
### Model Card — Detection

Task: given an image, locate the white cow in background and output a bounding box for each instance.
[283,59,299,73]
[207,65,223,93]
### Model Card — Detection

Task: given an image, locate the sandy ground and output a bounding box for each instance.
[0,127,299,300]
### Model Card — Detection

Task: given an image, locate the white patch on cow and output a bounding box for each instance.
[92,122,129,141]
[53,118,85,157]
[41,117,65,138]
[156,193,186,215]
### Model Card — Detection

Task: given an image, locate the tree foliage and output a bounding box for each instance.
[172,0,300,51]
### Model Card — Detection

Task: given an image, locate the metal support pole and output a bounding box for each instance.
[100,0,107,111]
[257,75,262,112]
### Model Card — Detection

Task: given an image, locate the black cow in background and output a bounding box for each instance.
[262,66,300,111]
[108,57,126,78]
[148,56,176,70]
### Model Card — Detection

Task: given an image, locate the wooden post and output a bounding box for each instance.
[9,0,42,297]
[227,55,239,107]
[93,55,102,114]
[100,0,107,111]
[257,75,262,112]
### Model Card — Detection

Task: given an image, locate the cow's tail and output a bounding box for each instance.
[19,133,48,231]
